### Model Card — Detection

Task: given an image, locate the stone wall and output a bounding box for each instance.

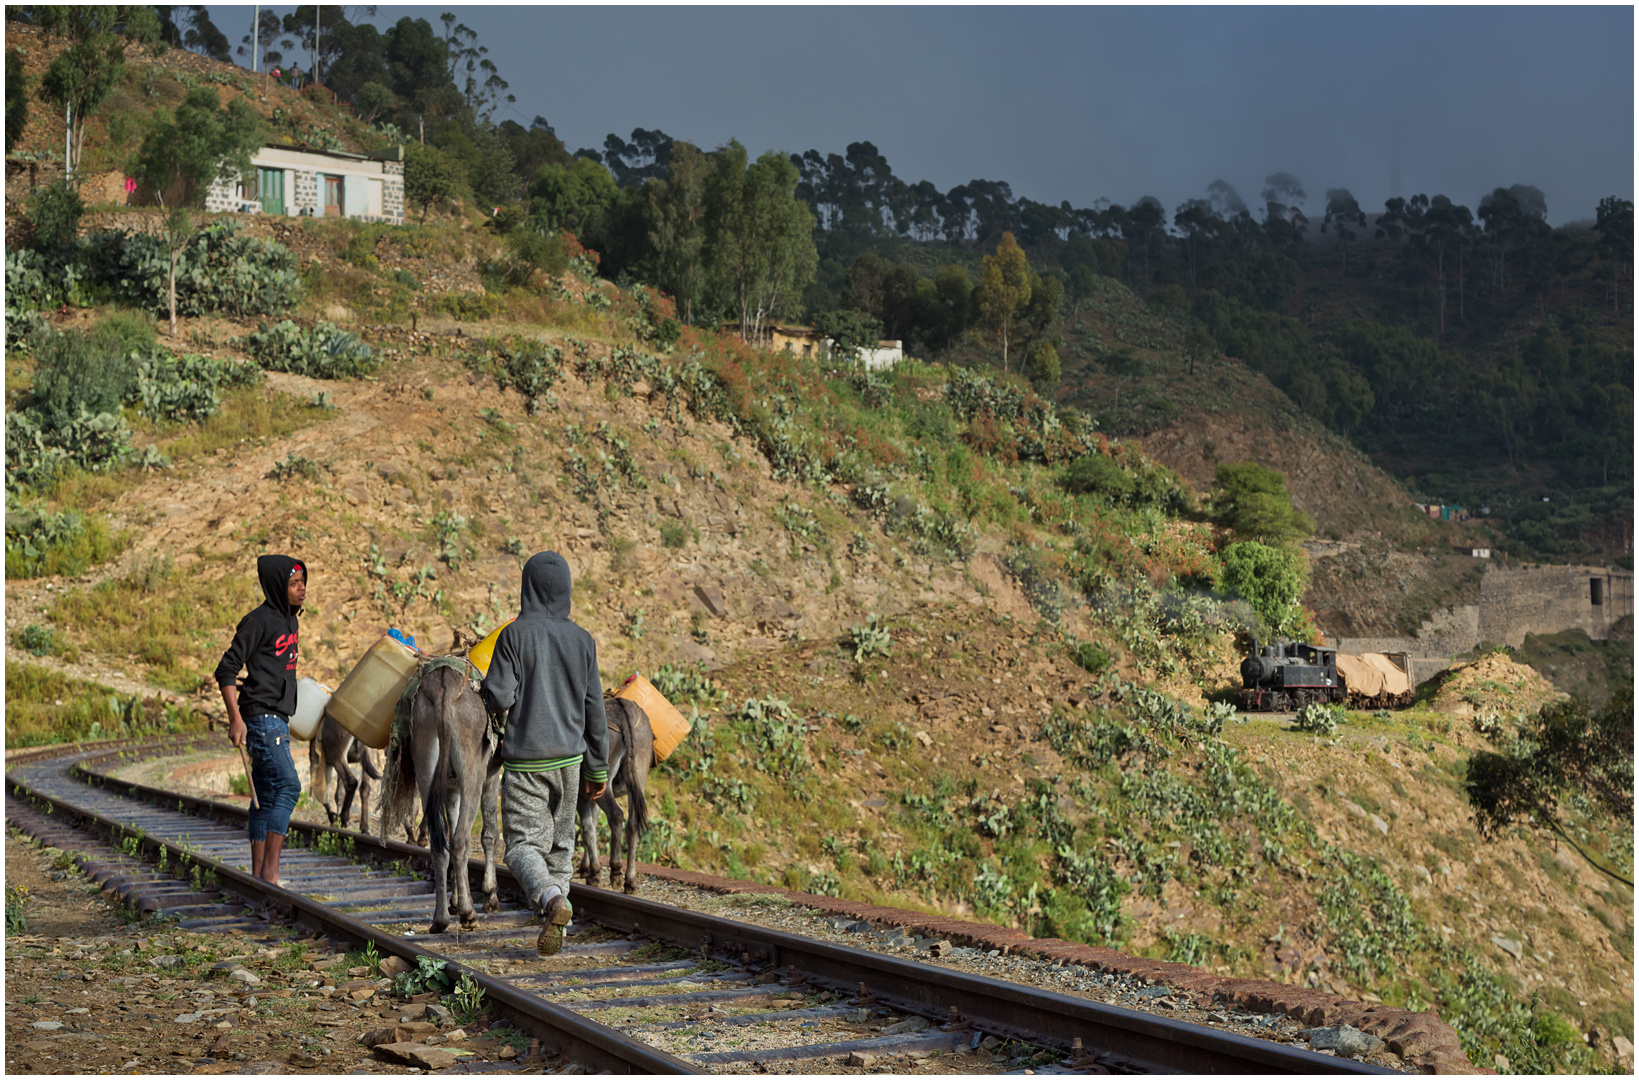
[293,169,319,216]
[383,159,405,225]
[1478,564,1634,647]
[1334,562,1633,684]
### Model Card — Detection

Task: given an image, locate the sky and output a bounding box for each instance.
[228,5,1633,226]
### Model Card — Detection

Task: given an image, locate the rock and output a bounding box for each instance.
[1490,934,1523,960]
[926,940,953,958]
[1494,1054,1510,1070]
[378,955,410,978]
[30,1021,63,1031]
[882,1016,931,1035]
[1369,814,1388,835]
[373,1041,458,1069]
[229,969,261,985]
[425,1004,452,1023]
[398,1003,428,1021]
[846,1051,876,1067]
[914,730,933,748]
[1305,1025,1385,1059]
[846,921,873,934]
[289,1051,323,1067]
[238,1060,282,1074]
[1614,1036,1634,1059]
[980,1035,1002,1051]
[349,988,377,1003]
[445,1029,467,1042]
[209,1034,234,1059]
[694,584,729,618]
[210,962,247,978]
[498,1045,517,1060]
[150,954,184,969]
[846,1008,871,1024]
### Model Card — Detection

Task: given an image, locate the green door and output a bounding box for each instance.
[258,168,284,216]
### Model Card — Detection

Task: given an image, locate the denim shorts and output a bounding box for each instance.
[244,713,301,841]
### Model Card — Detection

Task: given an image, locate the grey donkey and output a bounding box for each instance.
[307,715,380,832]
[378,662,503,933]
[577,696,655,894]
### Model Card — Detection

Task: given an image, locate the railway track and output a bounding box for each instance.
[7,735,1395,1075]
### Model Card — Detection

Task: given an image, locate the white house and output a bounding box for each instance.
[206,143,405,225]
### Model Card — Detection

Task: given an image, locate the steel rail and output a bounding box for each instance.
[11,735,1396,1075]
[7,739,696,1075]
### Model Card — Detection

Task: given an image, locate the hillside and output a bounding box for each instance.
[4,24,1632,1076]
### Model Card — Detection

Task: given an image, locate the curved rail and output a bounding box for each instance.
[8,735,1394,1075]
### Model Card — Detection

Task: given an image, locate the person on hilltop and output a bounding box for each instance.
[215,554,307,887]
[481,551,608,956]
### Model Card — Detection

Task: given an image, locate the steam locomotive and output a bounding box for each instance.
[1237,638,1346,712]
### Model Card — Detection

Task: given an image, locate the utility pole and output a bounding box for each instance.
[64,102,71,179]
[252,5,259,73]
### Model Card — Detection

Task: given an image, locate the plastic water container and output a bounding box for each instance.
[327,634,421,749]
[465,619,515,677]
[614,674,692,761]
[289,677,331,741]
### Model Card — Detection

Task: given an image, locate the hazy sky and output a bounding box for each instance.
[238,5,1633,226]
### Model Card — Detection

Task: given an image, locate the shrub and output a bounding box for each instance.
[104,220,303,318]
[5,406,138,491]
[1063,453,1135,501]
[438,291,505,322]
[1294,702,1344,736]
[492,338,562,412]
[848,614,892,662]
[245,320,378,379]
[1212,461,1313,542]
[5,505,127,578]
[17,624,59,656]
[28,324,136,430]
[1218,540,1310,637]
[27,180,84,251]
[133,346,262,423]
[1070,640,1112,675]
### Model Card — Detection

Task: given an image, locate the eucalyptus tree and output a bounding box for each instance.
[702,141,818,345]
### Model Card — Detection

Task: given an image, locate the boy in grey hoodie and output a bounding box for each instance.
[481,551,608,955]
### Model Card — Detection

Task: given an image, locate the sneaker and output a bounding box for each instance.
[537,893,573,956]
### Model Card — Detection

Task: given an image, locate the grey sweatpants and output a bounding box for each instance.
[501,763,580,915]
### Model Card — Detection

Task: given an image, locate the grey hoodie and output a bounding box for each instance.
[481,552,608,782]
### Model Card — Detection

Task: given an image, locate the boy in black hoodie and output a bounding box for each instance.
[481,551,608,955]
[215,554,307,886]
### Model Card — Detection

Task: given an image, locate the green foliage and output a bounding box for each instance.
[5,883,30,934]
[1294,702,1344,736]
[5,47,27,155]
[1466,689,1634,885]
[1069,640,1112,675]
[28,322,137,430]
[848,613,892,662]
[811,309,885,362]
[404,142,463,222]
[1211,462,1313,542]
[27,180,85,251]
[17,624,60,657]
[1062,454,1134,502]
[245,321,378,379]
[452,972,486,1022]
[648,663,726,710]
[731,697,812,788]
[272,454,320,482]
[490,338,563,413]
[1217,540,1310,637]
[391,954,454,998]
[133,346,263,423]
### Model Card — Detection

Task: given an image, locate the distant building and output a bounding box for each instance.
[768,325,904,370]
[202,143,405,225]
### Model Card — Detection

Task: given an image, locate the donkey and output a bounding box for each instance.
[307,716,381,833]
[577,696,655,895]
[379,660,503,933]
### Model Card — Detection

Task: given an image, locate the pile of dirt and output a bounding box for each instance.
[1427,650,1567,720]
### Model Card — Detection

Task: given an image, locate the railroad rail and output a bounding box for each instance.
[7,735,1395,1075]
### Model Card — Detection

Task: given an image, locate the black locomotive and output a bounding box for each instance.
[1238,638,1345,712]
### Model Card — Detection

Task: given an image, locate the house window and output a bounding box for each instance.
[1591,577,1604,606]
[241,171,258,200]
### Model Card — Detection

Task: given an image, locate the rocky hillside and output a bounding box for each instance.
[4,28,1631,1075]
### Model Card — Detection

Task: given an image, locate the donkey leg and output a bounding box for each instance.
[604,790,625,880]
[623,802,640,894]
[480,758,502,913]
[451,783,480,928]
[416,737,452,934]
[577,796,601,885]
[337,765,359,831]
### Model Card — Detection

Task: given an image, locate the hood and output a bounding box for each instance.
[519,551,571,619]
[258,553,306,617]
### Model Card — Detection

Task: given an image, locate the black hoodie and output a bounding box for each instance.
[214,554,306,719]
[481,551,608,782]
